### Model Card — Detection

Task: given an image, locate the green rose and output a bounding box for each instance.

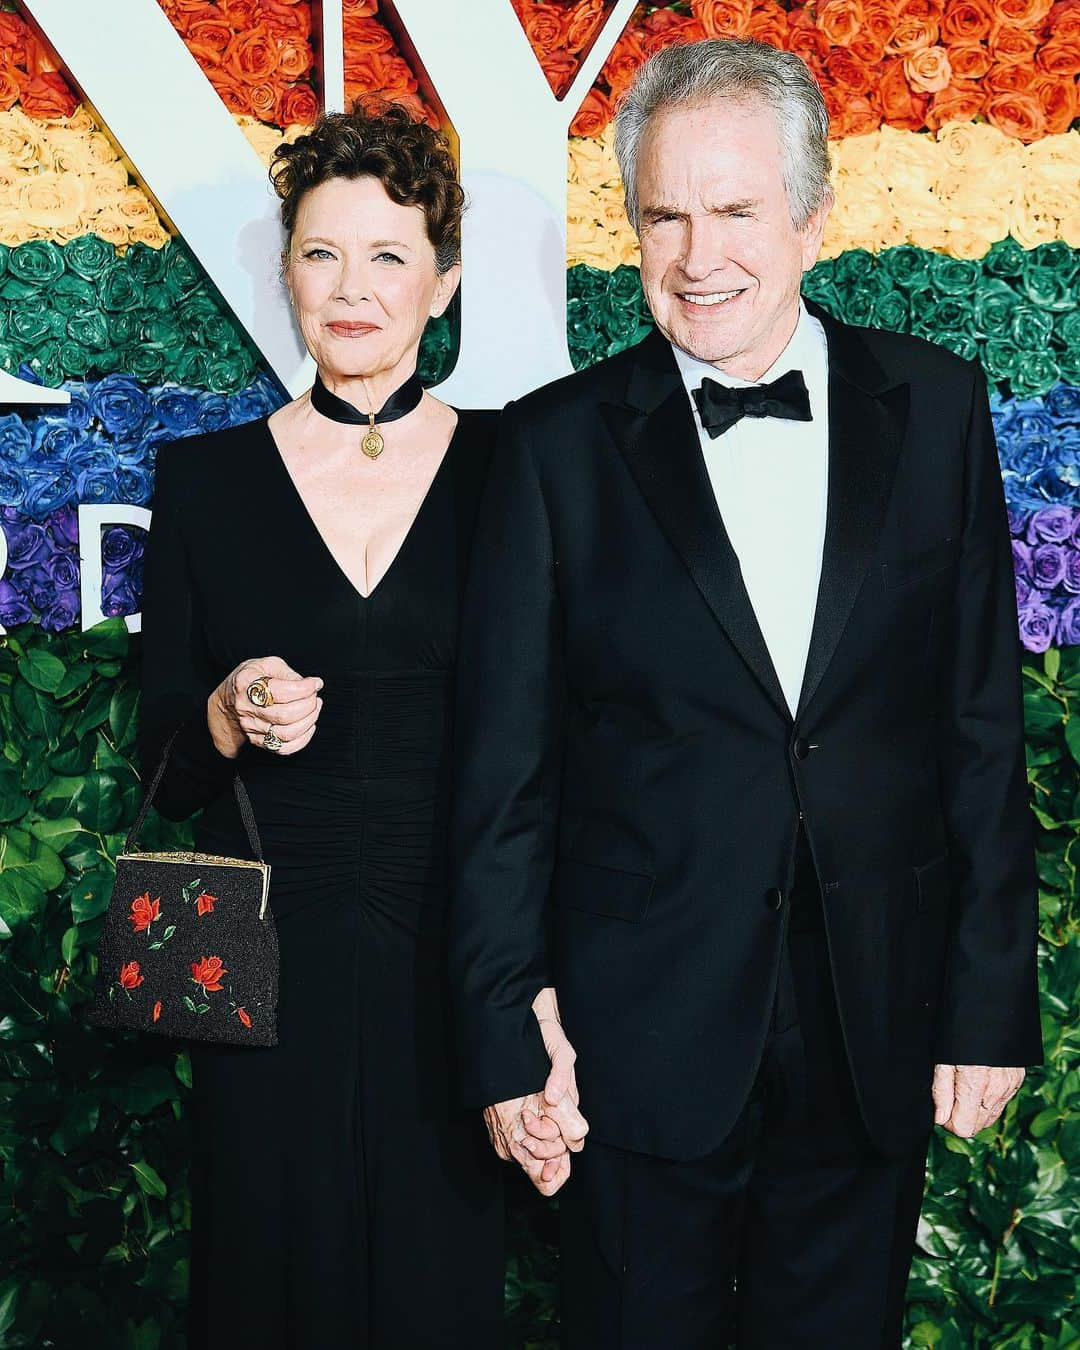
[1010,305,1054,351]
[1027,240,1076,282]
[25,338,64,387]
[141,312,183,350]
[1013,351,1060,398]
[841,289,876,327]
[607,265,645,309]
[172,348,212,386]
[934,331,979,362]
[0,310,7,341]
[418,314,454,386]
[833,248,878,292]
[0,276,38,304]
[7,307,51,346]
[930,255,979,297]
[904,285,938,331]
[206,351,255,393]
[983,237,1025,280]
[202,314,242,354]
[1056,346,1080,383]
[66,310,110,350]
[880,246,930,292]
[178,291,220,330]
[0,245,7,278]
[125,241,169,287]
[164,244,202,300]
[8,240,64,287]
[801,274,841,319]
[47,309,67,340]
[929,297,971,334]
[108,311,141,348]
[1057,310,1080,350]
[51,273,96,318]
[100,268,145,313]
[127,345,165,384]
[568,297,603,371]
[1020,265,1072,312]
[62,234,116,282]
[982,338,1020,381]
[569,264,611,305]
[871,290,909,331]
[58,339,93,378]
[972,280,1019,338]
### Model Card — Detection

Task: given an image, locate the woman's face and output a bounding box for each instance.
[286,174,459,387]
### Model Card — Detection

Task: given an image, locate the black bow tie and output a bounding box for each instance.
[692,368,813,439]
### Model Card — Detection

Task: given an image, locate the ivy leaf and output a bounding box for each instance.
[27,816,83,851]
[108,685,140,754]
[0,870,46,931]
[70,770,121,834]
[18,648,66,694]
[128,1160,167,1200]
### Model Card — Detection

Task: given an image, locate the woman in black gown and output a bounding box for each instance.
[138,106,504,1348]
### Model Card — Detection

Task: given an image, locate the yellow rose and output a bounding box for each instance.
[236,114,285,166]
[90,211,128,247]
[0,110,43,171]
[129,220,170,249]
[832,132,881,179]
[0,210,42,246]
[66,105,96,132]
[1059,213,1080,248]
[907,226,952,251]
[116,185,158,226]
[19,171,85,230]
[1024,133,1080,189]
[945,229,997,259]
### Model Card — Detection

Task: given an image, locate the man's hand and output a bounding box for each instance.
[933,1063,1026,1137]
[527,986,590,1155]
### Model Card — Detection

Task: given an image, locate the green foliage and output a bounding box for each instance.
[0,623,1076,1346]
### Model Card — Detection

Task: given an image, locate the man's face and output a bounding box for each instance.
[634,97,829,380]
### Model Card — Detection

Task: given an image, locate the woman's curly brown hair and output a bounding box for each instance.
[270,103,464,274]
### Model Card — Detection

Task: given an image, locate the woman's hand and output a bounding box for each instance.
[207,656,324,758]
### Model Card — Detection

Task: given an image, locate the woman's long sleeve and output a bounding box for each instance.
[137,443,235,821]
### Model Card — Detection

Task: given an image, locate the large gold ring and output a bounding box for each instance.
[263,728,283,752]
[247,675,274,708]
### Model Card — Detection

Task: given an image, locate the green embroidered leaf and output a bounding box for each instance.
[182,996,197,1014]
[181,878,202,904]
[195,1004,210,1016]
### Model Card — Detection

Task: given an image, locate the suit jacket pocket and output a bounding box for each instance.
[882,538,961,590]
[551,857,655,923]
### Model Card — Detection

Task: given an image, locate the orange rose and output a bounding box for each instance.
[344,15,395,55]
[832,93,884,135]
[878,56,931,126]
[237,1007,253,1028]
[343,0,378,14]
[601,28,649,99]
[1037,37,1080,74]
[746,3,789,47]
[901,0,946,19]
[1032,74,1078,131]
[945,40,992,78]
[816,0,864,46]
[985,89,1047,139]
[995,0,1053,23]
[195,892,216,917]
[570,87,613,137]
[987,63,1037,92]
[988,22,1040,63]
[278,82,318,124]
[641,13,709,56]
[208,67,249,113]
[186,16,232,54]
[925,78,986,126]
[565,0,607,54]
[0,68,22,112]
[152,1001,162,1023]
[278,38,314,81]
[904,44,952,90]
[191,955,227,994]
[119,961,144,991]
[1045,0,1080,38]
[260,0,311,40]
[786,11,832,64]
[220,0,259,25]
[129,892,161,933]
[20,71,77,119]
[0,14,28,66]
[23,33,58,79]
[224,29,280,84]
[851,31,887,62]
[520,4,569,58]
[692,0,754,37]
[862,2,900,44]
[248,80,280,121]
[940,0,994,42]
[890,15,942,51]
[825,48,875,93]
[173,2,219,31]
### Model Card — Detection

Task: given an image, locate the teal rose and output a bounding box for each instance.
[972,280,1019,338]
[930,255,979,297]
[62,234,116,282]
[51,273,96,318]
[67,311,110,351]
[125,241,169,287]
[164,245,202,299]
[983,237,1025,279]
[871,290,909,331]
[983,338,1020,381]
[569,265,610,305]
[1013,351,1061,398]
[881,246,931,292]
[100,268,145,313]
[7,240,64,287]
[1010,305,1054,351]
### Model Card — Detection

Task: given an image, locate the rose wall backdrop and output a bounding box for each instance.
[0,0,1076,1345]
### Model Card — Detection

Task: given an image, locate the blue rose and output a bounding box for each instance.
[60,385,93,431]
[1027,467,1073,504]
[1032,543,1067,589]
[44,550,80,591]
[0,413,32,465]
[116,465,153,504]
[1012,405,1054,439]
[40,589,80,634]
[0,579,32,627]
[4,522,49,570]
[24,467,75,519]
[75,466,119,505]
[1006,434,1051,479]
[49,505,79,548]
[199,392,231,431]
[101,525,139,570]
[153,388,201,434]
[31,420,82,462]
[1028,506,1075,544]
[90,373,151,439]
[1018,601,1057,653]
[68,441,119,475]
[228,376,280,426]
[1047,385,1080,423]
[102,572,138,618]
[1060,596,1080,646]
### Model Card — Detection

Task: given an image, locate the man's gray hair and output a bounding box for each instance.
[612,38,832,233]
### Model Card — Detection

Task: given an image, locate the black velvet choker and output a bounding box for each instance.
[310,371,424,459]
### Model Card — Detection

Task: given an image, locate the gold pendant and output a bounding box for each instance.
[362,429,385,459]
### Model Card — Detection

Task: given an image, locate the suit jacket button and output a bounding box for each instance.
[766,887,783,911]
[793,737,810,760]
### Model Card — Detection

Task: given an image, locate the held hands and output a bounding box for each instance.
[933,1064,1026,1137]
[208,656,324,759]
[483,987,589,1196]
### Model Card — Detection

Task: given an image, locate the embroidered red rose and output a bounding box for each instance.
[129,892,161,932]
[119,961,144,990]
[195,892,217,917]
[152,1001,162,1023]
[191,955,227,993]
[237,1007,252,1028]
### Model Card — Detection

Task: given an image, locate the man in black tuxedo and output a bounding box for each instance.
[450,37,1042,1348]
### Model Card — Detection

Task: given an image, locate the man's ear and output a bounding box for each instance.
[800,192,833,272]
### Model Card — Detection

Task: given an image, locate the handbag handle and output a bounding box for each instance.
[124,726,265,861]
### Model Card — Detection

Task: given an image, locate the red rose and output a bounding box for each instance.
[878,57,931,127]
[945,40,992,78]
[195,892,216,917]
[278,82,319,124]
[570,87,613,137]
[119,961,144,991]
[191,955,227,993]
[20,71,77,119]
[129,892,162,933]
[940,0,995,42]
[985,88,1047,139]
[152,1001,162,1023]
[237,1007,252,1028]
[1032,74,1078,132]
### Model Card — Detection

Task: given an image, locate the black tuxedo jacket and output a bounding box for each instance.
[449,303,1042,1161]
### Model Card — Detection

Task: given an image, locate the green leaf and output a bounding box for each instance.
[129,1159,167,1199]
[81,616,129,661]
[108,685,140,753]
[60,925,77,966]
[27,815,83,851]
[18,647,66,693]
[1065,716,1080,769]
[69,870,115,924]
[48,1094,100,1157]
[175,1051,192,1089]
[182,995,197,1014]
[69,770,121,834]
[0,869,46,931]
[1044,648,1061,683]
[181,878,202,904]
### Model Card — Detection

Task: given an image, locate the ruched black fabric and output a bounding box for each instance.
[139,410,504,1349]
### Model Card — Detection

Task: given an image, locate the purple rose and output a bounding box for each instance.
[44,551,79,591]
[101,525,140,570]
[1011,539,1033,579]
[101,572,138,618]
[4,522,49,570]
[0,579,32,627]
[40,589,80,633]
[1065,550,1080,595]
[1006,505,1031,538]
[1074,515,1080,549]
[1059,597,1080,647]
[1015,574,1032,607]
[49,505,79,549]
[1018,601,1058,653]
[15,565,55,611]
[1032,543,1067,590]
[1027,505,1075,544]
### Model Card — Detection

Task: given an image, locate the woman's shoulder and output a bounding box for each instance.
[153,418,271,497]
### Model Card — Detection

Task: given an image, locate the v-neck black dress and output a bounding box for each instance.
[138,410,503,1349]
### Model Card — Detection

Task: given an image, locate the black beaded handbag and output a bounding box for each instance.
[87,732,279,1047]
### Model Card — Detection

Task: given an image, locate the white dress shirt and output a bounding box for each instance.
[671,304,830,717]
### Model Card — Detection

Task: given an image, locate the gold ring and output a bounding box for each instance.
[263,728,283,752]
[247,675,274,708]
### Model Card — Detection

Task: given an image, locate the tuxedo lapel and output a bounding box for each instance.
[602,331,791,722]
[796,308,910,719]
